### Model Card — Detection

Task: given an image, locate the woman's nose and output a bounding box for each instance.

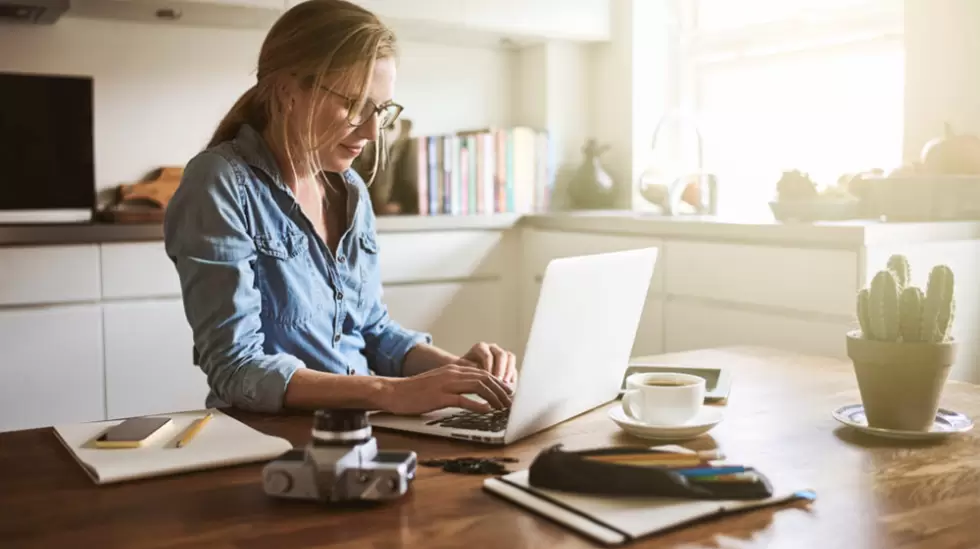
[356,111,381,141]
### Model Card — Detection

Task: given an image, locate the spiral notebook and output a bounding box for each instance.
[53,409,293,485]
[483,446,816,546]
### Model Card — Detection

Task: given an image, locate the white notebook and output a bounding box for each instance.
[483,446,816,546]
[53,409,294,485]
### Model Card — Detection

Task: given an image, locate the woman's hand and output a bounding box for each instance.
[380,364,513,415]
[457,342,518,385]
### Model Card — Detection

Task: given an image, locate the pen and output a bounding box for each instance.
[689,472,759,483]
[176,412,213,448]
[675,466,748,477]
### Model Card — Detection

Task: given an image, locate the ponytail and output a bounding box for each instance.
[207,84,263,148]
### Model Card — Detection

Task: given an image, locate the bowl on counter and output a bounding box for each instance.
[769,197,861,222]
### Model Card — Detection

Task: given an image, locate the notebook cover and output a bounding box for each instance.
[483,469,816,546]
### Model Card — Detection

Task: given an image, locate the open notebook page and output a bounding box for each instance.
[53,409,293,485]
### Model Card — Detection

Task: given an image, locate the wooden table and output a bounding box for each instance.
[2,347,978,549]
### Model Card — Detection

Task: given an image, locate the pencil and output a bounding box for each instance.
[176,412,213,448]
[584,457,706,468]
[588,450,723,460]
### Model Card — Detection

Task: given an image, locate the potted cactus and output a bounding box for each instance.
[846,254,958,431]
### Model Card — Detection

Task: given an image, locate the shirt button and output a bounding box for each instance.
[334,334,341,343]
[337,291,344,300]
[338,255,346,263]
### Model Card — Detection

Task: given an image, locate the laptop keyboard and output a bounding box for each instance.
[426,409,510,432]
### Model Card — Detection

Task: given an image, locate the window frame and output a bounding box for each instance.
[666,0,906,215]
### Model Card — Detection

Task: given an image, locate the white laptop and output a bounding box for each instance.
[368,246,659,446]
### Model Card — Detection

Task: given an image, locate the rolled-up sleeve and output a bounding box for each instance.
[164,151,303,412]
[358,232,431,377]
[361,299,432,377]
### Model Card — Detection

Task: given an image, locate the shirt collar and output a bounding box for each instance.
[232,123,361,193]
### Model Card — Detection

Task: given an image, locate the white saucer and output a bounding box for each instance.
[608,406,724,441]
[832,404,975,441]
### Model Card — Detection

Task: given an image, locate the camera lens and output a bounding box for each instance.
[311,409,372,446]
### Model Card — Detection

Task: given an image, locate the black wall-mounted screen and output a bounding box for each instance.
[0,71,96,212]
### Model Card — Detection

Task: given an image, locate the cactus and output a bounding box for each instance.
[856,258,956,344]
[887,254,910,289]
[899,286,924,342]
[920,265,955,342]
[856,289,873,339]
[868,270,901,341]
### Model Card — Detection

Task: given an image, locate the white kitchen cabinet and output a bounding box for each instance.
[286,0,611,45]
[376,230,507,284]
[103,299,210,419]
[69,0,285,30]
[521,229,665,293]
[664,299,853,360]
[519,228,665,358]
[0,305,105,432]
[101,242,182,299]
[382,280,507,359]
[0,245,101,307]
[663,241,858,316]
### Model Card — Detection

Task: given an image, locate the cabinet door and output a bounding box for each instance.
[519,229,665,359]
[521,229,665,293]
[104,299,210,419]
[521,280,664,362]
[0,305,104,432]
[101,242,182,299]
[0,244,100,306]
[664,241,858,316]
[320,0,611,42]
[382,281,506,359]
[664,299,852,360]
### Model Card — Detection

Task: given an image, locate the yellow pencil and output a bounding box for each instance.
[176,412,213,448]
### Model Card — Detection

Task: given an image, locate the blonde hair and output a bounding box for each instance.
[208,0,397,184]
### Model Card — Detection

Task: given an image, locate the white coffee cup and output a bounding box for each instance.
[621,372,706,426]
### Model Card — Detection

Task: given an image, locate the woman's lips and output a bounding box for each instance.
[341,144,363,155]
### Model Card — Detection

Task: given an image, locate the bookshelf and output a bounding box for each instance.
[407,127,554,217]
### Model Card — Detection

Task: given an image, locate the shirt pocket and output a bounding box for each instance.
[356,232,380,310]
[253,230,325,327]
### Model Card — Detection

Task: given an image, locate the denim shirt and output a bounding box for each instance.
[163,124,432,413]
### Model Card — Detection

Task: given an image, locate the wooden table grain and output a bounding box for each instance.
[2,347,978,549]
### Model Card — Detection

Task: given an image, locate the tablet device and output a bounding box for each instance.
[619,362,731,402]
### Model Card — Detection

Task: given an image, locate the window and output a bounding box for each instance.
[675,0,905,218]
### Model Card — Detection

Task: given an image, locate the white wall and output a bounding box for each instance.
[0,16,513,201]
[903,0,980,158]
[510,41,593,172]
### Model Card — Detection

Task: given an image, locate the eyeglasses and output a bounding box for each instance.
[324,88,403,130]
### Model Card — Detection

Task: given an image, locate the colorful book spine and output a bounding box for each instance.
[408,127,553,215]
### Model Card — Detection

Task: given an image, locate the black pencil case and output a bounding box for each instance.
[526,444,773,501]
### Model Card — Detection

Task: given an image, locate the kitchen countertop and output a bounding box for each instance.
[520,210,980,247]
[1,210,979,247]
[0,213,523,247]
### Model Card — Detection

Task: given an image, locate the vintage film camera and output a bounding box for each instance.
[262,410,417,503]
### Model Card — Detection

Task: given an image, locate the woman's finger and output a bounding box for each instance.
[446,379,505,410]
[505,352,518,384]
[441,392,492,413]
[479,370,514,405]
[489,344,508,379]
[451,368,512,406]
[470,342,494,371]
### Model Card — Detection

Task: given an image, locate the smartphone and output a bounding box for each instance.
[94,416,173,448]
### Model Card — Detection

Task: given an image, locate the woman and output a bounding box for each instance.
[164,0,516,417]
